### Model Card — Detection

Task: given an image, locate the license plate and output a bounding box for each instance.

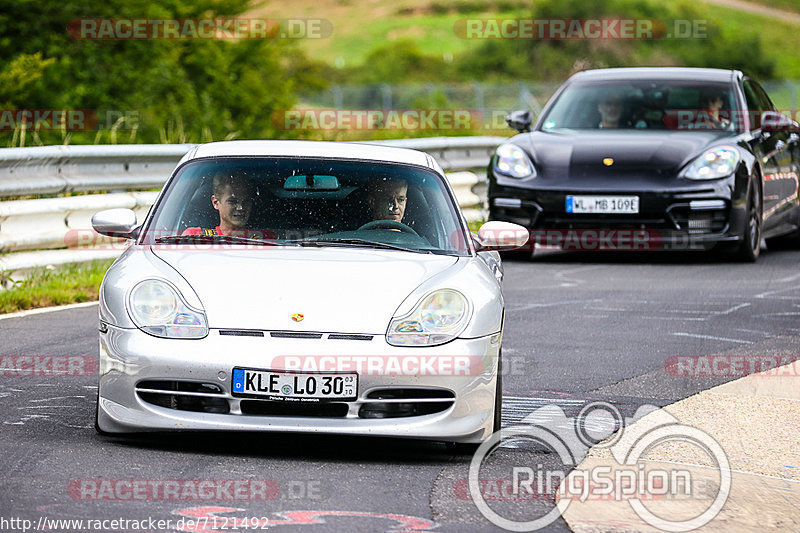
[566,195,639,214]
[231,367,357,401]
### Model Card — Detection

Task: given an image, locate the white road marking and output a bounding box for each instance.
[0,301,98,321]
[672,332,754,344]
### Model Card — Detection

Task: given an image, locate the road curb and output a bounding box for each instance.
[560,361,800,531]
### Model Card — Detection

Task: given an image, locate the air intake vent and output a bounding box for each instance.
[270,332,323,339]
[219,330,264,337]
[240,400,348,417]
[328,334,373,341]
[136,380,228,413]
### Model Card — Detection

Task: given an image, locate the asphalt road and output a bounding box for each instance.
[1,247,799,532]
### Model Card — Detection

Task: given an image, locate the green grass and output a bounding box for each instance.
[744,0,800,14]
[255,0,800,78]
[0,260,115,314]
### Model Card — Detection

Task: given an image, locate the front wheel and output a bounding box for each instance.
[733,179,762,262]
[765,228,800,250]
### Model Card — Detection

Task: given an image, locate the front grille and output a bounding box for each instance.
[219,330,264,337]
[359,388,455,419]
[269,332,323,339]
[668,207,728,233]
[240,400,348,417]
[137,380,229,414]
[328,334,373,341]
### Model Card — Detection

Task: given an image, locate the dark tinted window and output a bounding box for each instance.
[141,157,470,255]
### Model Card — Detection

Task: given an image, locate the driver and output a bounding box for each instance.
[183,170,268,238]
[367,177,408,224]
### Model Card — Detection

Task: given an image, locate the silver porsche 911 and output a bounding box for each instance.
[92,140,528,444]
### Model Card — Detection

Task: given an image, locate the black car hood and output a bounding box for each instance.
[517,130,735,183]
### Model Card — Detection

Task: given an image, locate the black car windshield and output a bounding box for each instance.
[539,81,740,132]
[141,157,470,255]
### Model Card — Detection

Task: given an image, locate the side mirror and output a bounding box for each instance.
[476,221,529,251]
[506,110,533,133]
[761,111,799,133]
[92,208,138,238]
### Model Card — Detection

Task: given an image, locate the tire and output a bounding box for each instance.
[766,228,800,250]
[94,391,109,436]
[446,351,503,453]
[733,179,762,262]
[493,352,503,433]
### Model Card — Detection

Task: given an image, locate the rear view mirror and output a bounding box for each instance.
[91,208,138,238]
[476,221,529,251]
[284,174,340,190]
[506,110,533,133]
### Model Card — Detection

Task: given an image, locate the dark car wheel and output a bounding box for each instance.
[765,228,800,250]
[734,179,762,262]
[94,391,109,436]
[493,352,503,433]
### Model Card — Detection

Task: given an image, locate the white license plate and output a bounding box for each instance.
[231,367,357,401]
[566,195,639,214]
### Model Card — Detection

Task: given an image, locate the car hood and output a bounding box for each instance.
[150,246,458,334]
[518,130,735,186]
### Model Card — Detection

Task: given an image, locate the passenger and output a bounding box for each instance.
[183,171,257,237]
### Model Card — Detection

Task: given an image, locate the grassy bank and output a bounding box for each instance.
[0,260,115,314]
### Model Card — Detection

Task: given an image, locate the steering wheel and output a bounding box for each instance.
[357,219,419,236]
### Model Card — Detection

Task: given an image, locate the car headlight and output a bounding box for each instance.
[127,279,208,339]
[684,146,739,180]
[387,289,471,346]
[493,143,535,178]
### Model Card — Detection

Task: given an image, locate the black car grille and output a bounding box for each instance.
[136,380,229,414]
[137,382,454,419]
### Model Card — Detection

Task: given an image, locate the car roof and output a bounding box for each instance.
[569,67,738,83]
[184,140,435,169]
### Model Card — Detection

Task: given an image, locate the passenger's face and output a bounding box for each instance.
[598,98,623,125]
[212,184,252,230]
[369,182,408,222]
[706,96,723,111]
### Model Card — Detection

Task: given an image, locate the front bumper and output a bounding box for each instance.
[488,173,747,251]
[97,326,501,443]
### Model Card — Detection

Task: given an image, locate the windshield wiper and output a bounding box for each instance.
[154,234,297,246]
[285,237,431,254]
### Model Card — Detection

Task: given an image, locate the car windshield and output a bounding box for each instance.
[539,80,740,132]
[140,157,471,255]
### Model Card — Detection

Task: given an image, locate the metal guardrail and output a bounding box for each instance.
[0,137,508,277]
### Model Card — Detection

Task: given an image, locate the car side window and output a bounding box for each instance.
[743,80,772,130]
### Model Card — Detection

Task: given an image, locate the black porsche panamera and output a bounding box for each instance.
[488,67,800,261]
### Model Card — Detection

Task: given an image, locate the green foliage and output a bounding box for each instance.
[454,0,776,81]
[341,40,456,84]
[0,260,115,314]
[0,0,329,145]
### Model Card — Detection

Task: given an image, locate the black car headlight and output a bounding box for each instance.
[683,146,740,180]
[493,143,536,178]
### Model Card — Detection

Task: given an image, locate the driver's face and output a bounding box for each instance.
[369,182,408,222]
